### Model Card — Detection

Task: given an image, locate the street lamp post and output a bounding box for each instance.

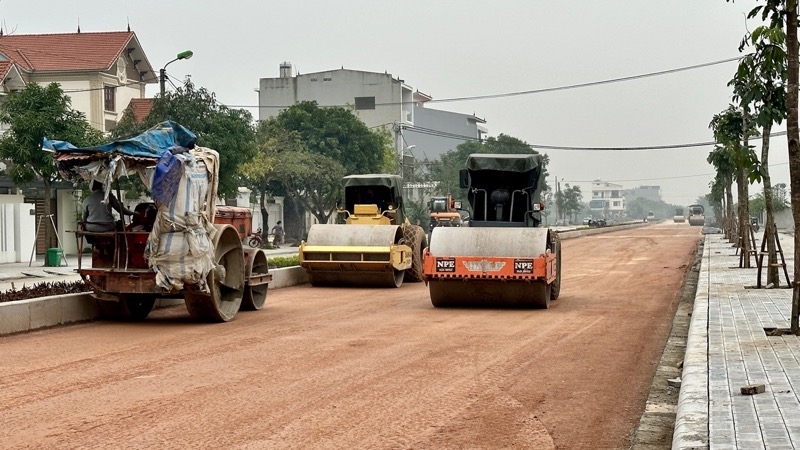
[160,50,194,97]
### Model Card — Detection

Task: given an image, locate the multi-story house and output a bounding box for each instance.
[258,63,488,225]
[625,185,662,203]
[0,30,156,260]
[589,180,625,219]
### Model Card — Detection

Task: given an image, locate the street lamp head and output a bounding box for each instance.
[177,50,193,61]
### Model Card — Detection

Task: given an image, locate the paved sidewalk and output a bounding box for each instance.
[0,247,299,294]
[674,232,800,449]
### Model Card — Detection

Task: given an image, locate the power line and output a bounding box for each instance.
[225,55,745,109]
[559,161,789,184]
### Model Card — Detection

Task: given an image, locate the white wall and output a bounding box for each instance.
[0,194,36,263]
[57,190,80,255]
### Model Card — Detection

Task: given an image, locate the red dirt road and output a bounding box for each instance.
[0,222,700,449]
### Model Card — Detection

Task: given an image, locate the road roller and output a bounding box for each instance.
[299,174,427,288]
[50,121,272,322]
[422,154,561,308]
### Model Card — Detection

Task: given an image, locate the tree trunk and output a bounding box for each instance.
[43,179,53,254]
[737,166,751,267]
[260,190,269,240]
[726,177,735,242]
[761,122,779,286]
[786,2,800,334]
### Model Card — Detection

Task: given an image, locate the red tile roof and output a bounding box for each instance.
[0,31,135,72]
[125,98,154,123]
[0,61,11,79]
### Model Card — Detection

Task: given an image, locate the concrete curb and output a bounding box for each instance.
[672,235,710,449]
[558,221,650,240]
[0,266,308,336]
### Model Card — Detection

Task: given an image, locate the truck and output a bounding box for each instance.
[422,154,561,308]
[298,174,427,288]
[49,121,271,322]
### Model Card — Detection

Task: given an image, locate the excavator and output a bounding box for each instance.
[299,174,427,288]
[422,153,561,308]
[428,194,463,230]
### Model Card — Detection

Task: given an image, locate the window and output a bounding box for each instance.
[104,86,116,112]
[354,96,375,110]
[613,201,620,207]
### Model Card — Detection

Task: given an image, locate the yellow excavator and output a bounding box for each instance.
[423,154,561,308]
[299,174,427,288]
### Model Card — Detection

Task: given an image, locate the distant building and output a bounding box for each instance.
[257,63,487,168]
[590,180,625,219]
[625,185,662,203]
[257,63,489,223]
[403,104,487,162]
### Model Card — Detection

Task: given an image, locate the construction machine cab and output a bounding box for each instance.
[340,174,405,225]
[459,154,544,228]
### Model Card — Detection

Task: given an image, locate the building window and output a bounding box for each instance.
[354,96,375,110]
[104,86,116,112]
[613,201,620,207]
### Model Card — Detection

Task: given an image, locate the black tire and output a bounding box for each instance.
[402,225,427,283]
[550,232,561,300]
[247,237,261,248]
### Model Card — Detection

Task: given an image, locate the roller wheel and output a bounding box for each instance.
[429,279,550,309]
[241,250,269,311]
[96,294,156,321]
[550,233,561,301]
[402,225,427,283]
[184,225,245,322]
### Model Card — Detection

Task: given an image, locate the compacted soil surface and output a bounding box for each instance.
[0,222,700,449]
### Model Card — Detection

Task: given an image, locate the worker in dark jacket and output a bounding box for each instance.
[82,181,135,232]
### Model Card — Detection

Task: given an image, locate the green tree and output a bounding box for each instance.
[0,82,104,248]
[733,0,799,332]
[269,101,394,175]
[239,122,304,239]
[732,23,787,283]
[709,106,758,265]
[113,81,256,197]
[554,184,583,223]
[272,151,346,237]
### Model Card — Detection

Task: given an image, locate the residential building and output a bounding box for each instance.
[402,105,487,162]
[258,63,489,223]
[589,180,625,219]
[0,30,157,258]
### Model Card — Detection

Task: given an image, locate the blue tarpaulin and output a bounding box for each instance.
[43,120,196,158]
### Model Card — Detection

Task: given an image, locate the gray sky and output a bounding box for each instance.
[1,0,784,205]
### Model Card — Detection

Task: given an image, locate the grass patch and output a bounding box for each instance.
[268,255,300,269]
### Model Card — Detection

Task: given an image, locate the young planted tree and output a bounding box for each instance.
[735,0,799,333]
[0,82,104,248]
[709,106,758,265]
[732,23,788,284]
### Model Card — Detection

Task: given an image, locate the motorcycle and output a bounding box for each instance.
[247,228,264,248]
[750,218,759,233]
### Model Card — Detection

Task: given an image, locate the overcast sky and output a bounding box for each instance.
[1,0,784,205]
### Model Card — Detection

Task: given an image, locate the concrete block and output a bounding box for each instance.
[0,300,30,335]
[668,377,682,388]
[268,267,308,289]
[29,296,61,329]
[59,293,99,324]
[741,384,766,395]
[155,298,184,309]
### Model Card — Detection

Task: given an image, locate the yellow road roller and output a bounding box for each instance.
[423,154,561,308]
[299,174,427,288]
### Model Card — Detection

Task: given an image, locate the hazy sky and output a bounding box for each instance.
[0,0,784,205]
